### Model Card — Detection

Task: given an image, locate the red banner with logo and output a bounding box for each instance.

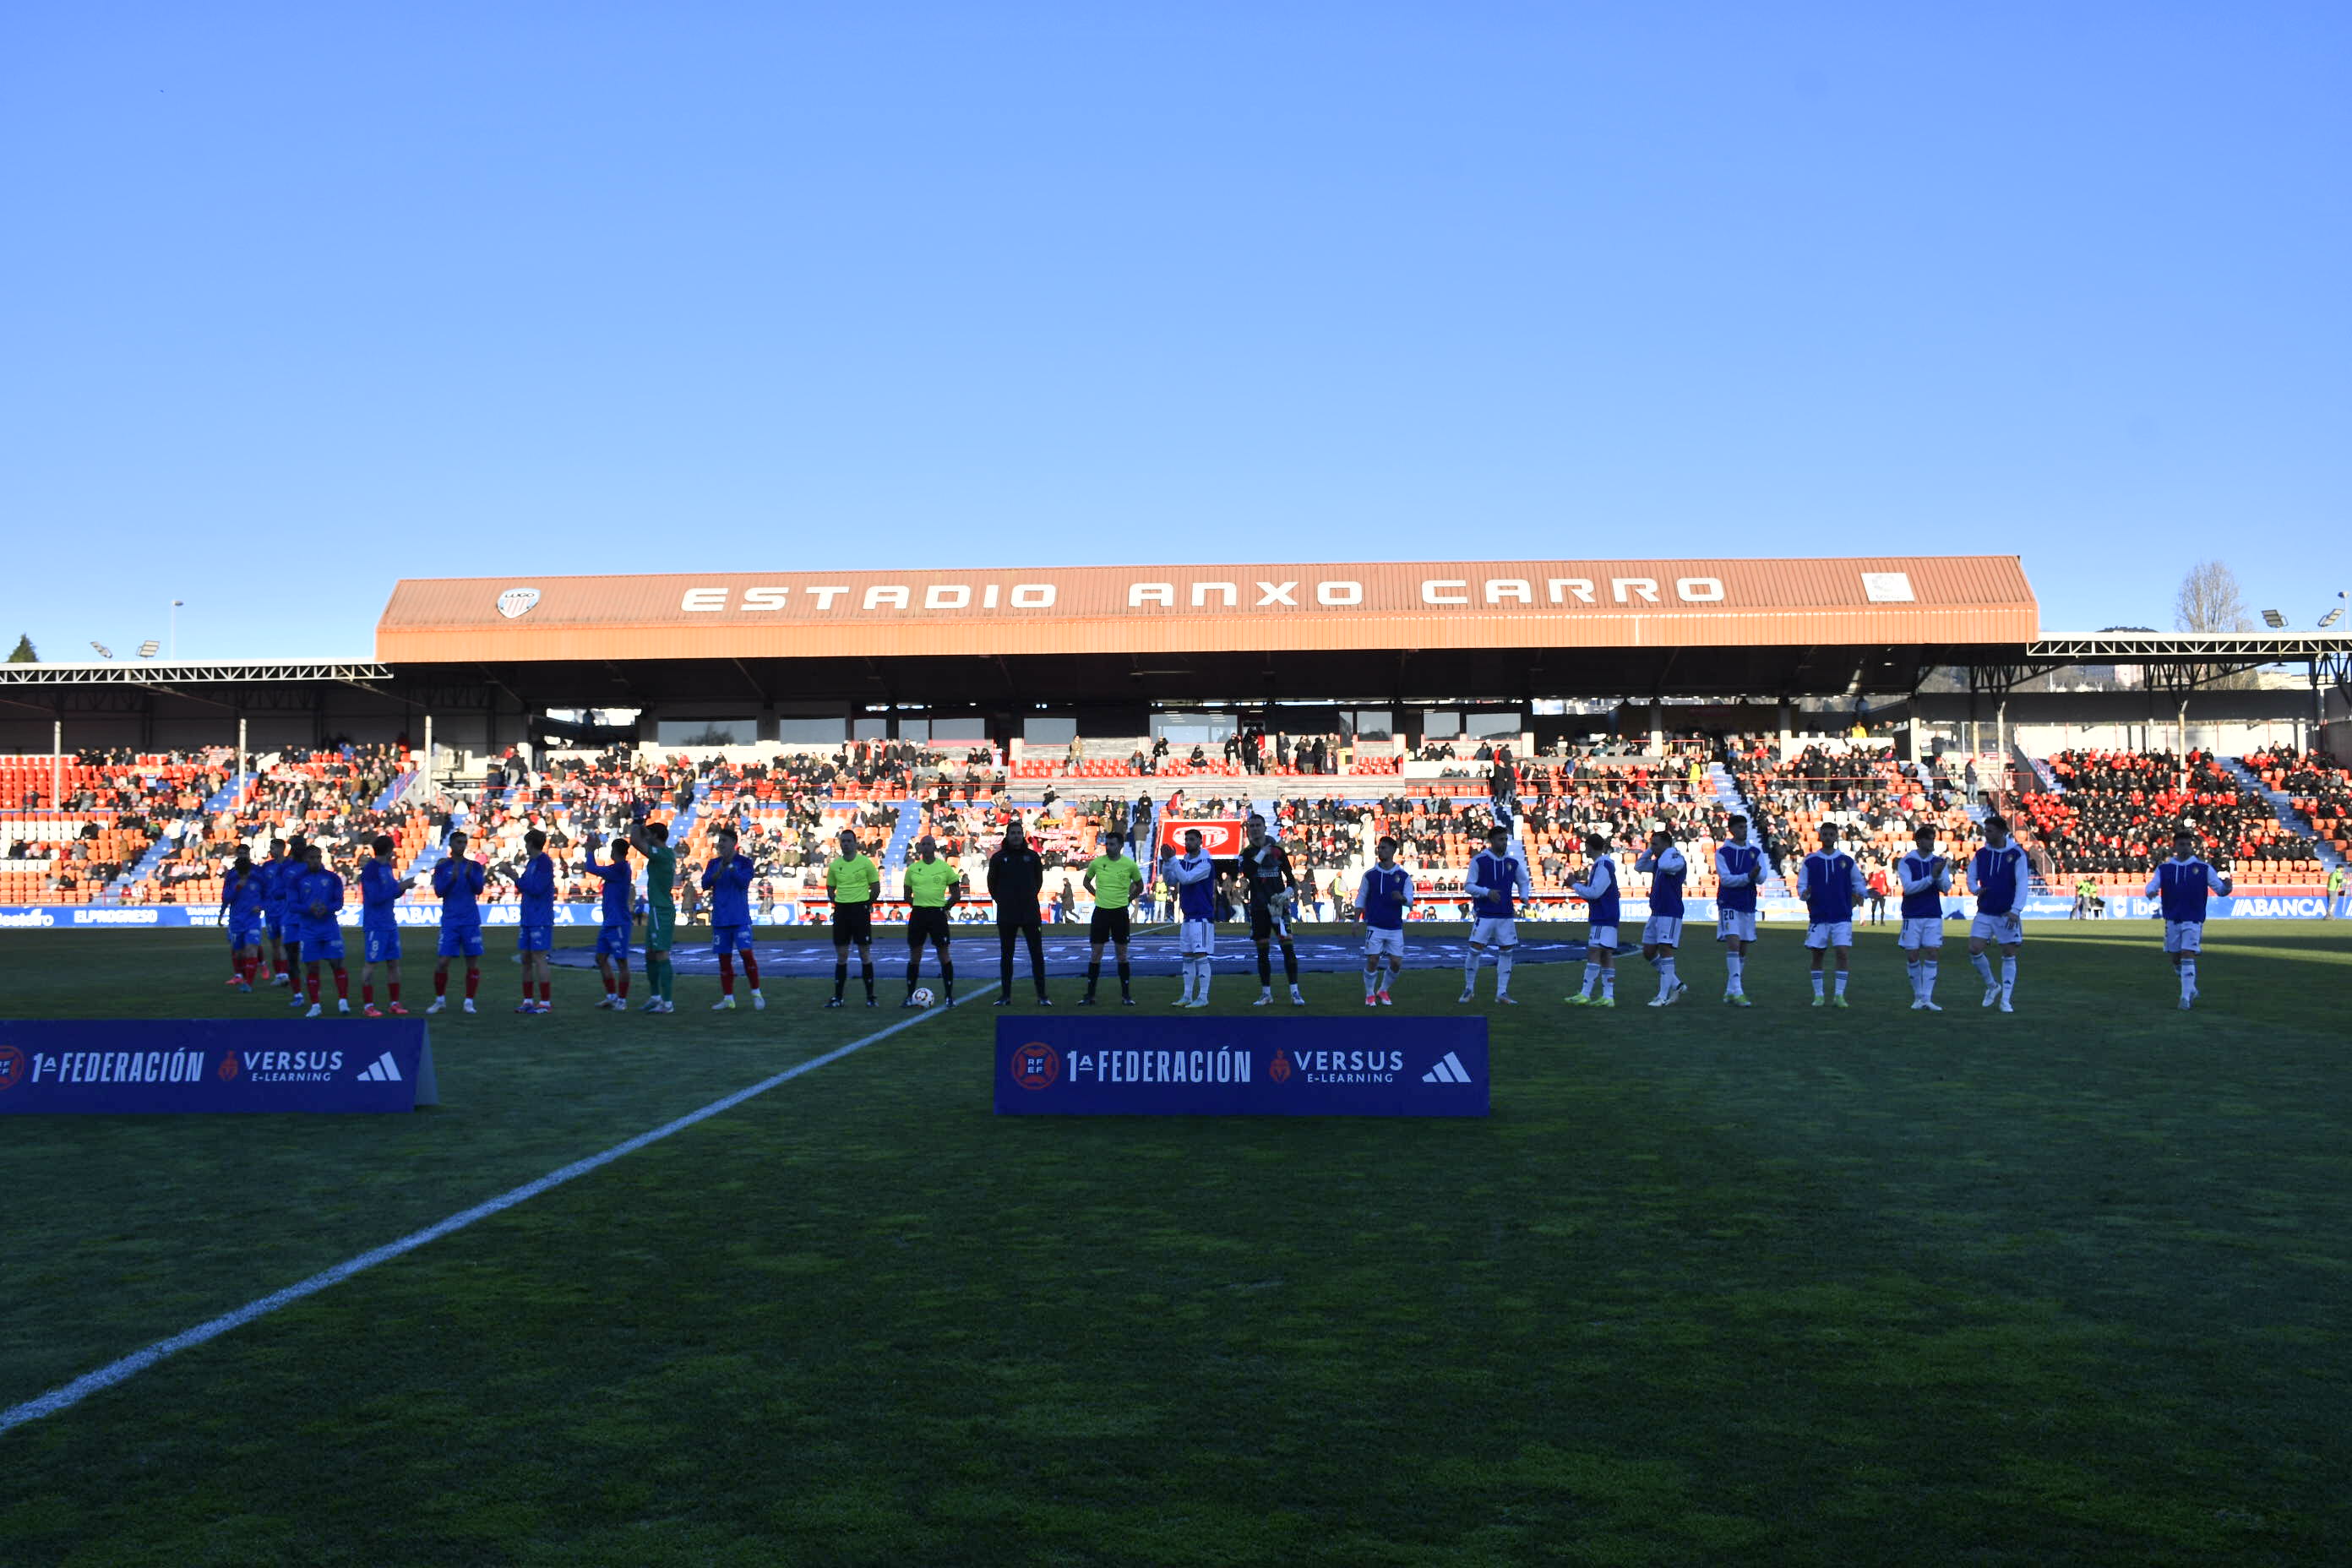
[1157,819,1246,858]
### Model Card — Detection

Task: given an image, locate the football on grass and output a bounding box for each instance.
[910,987,935,1007]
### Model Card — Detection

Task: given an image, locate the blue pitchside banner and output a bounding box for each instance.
[995,1015,1489,1117]
[0,1020,438,1114]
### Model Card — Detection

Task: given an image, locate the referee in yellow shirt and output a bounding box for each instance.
[825,828,879,1008]
[1080,830,1143,1004]
[901,835,961,1005]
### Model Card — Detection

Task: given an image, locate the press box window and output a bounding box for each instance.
[1023,716,1078,745]
[656,718,760,747]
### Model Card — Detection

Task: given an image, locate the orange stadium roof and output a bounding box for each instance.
[377,556,2038,664]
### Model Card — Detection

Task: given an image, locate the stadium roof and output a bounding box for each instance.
[7,566,2346,718]
[377,556,2039,667]
[0,659,389,686]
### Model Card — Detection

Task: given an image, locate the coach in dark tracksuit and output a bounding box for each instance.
[988,819,1053,1006]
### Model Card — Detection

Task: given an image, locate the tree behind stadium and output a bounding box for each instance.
[2173,560,2257,691]
[6,634,33,663]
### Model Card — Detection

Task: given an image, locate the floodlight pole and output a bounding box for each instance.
[1995,699,2008,798]
[52,718,62,808]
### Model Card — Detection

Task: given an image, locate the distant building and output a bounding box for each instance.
[2082,626,2158,689]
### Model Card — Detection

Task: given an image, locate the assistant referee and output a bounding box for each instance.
[825,828,879,1007]
[902,835,960,1006]
[1081,830,1142,1004]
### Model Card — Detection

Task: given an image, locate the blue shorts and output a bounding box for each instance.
[363,927,402,964]
[229,919,264,948]
[437,926,485,960]
[596,923,633,961]
[710,923,754,956]
[264,915,286,941]
[302,928,346,964]
[516,923,553,953]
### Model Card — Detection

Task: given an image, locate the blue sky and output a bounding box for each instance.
[3,3,2346,659]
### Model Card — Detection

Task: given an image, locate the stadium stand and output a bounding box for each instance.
[2017,749,2323,891]
[128,746,422,906]
[2238,748,2352,868]
[30,724,2339,922]
[1723,740,1972,889]
[1010,732,1356,780]
[1,749,242,904]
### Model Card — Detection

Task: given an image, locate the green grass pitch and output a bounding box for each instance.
[2,922,2347,1565]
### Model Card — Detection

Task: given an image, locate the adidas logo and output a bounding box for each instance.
[1422,1051,1475,1085]
[355,1052,403,1083]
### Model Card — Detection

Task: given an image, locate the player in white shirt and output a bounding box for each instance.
[1632,826,1690,1007]
[1966,814,2030,1012]
[1895,824,1953,1010]
[1460,824,1528,1004]
[1713,816,1764,1006]
[1798,823,1870,1007]
[2146,828,2233,1009]
[1565,833,1622,1006]
[1353,836,1415,1006]
[1161,828,1219,1007]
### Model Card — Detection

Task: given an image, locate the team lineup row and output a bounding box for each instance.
[205,808,2237,1016]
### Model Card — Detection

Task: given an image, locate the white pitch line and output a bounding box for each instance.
[0,988,993,1435]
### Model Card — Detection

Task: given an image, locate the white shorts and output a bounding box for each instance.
[1365,927,1404,959]
[2164,919,2203,955]
[1805,921,1854,950]
[1586,925,1619,952]
[1179,918,1217,956]
[1716,909,1757,943]
[1898,917,1944,951]
[1642,916,1682,948]
[1470,917,1518,949]
[1970,911,2024,946]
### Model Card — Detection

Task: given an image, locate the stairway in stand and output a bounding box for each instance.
[2215,757,2346,871]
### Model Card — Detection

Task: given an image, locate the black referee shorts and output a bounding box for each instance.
[906,906,951,948]
[1089,907,1132,945]
[831,901,874,946]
